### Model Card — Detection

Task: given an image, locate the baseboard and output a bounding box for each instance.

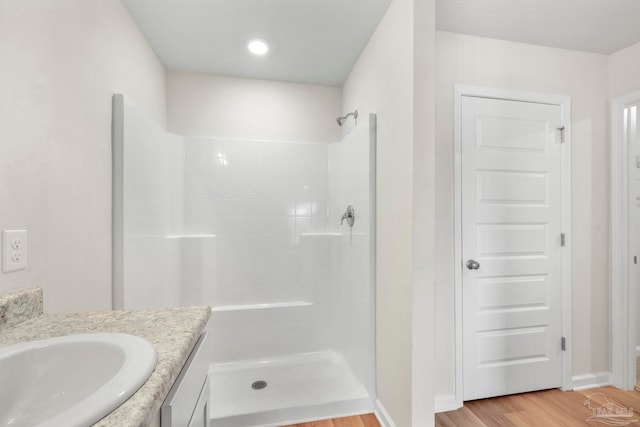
[374,399,397,427]
[434,394,460,413]
[572,371,612,391]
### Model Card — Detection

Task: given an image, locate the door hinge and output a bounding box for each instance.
[635,255,638,265]
[557,126,566,143]
[561,337,566,351]
[560,233,566,247]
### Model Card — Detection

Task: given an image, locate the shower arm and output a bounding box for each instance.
[337,110,358,126]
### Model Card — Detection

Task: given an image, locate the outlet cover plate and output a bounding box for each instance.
[3,229,27,273]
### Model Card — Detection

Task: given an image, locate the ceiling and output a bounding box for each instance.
[122,0,640,88]
[437,0,640,55]
[121,0,392,88]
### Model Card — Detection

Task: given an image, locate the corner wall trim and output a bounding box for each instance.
[572,372,612,391]
[111,93,125,311]
[611,90,640,390]
[374,399,397,427]
[434,395,461,413]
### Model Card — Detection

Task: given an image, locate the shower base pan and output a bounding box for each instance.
[209,351,371,427]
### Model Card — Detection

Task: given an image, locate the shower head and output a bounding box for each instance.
[337,110,358,126]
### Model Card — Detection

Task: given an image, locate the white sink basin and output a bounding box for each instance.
[0,333,157,427]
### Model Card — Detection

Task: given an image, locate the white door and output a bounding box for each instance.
[628,103,640,368]
[461,95,564,400]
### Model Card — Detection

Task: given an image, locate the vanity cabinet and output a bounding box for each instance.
[187,375,210,427]
[161,332,211,427]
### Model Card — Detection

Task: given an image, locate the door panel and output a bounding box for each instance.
[462,96,563,401]
[477,170,547,203]
[476,275,547,310]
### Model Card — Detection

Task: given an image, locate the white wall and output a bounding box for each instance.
[412,0,437,424]
[167,71,342,144]
[610,41,640,99]
[342,1,437,424]
[0,0,166,312]
[434,31,610,398]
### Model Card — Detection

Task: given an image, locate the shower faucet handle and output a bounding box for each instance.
[340,205,355,227]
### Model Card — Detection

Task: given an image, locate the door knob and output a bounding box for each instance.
[466,259,480,270]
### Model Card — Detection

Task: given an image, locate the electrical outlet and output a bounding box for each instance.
[3,230,27,273]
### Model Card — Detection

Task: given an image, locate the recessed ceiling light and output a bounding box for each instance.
[247,38,269,56]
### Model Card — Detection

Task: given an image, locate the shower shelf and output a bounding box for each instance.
[164,234,216,239]
[299,232,367,237]
[211,301,313,312]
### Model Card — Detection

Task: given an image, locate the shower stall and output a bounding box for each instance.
[112,95,376,426]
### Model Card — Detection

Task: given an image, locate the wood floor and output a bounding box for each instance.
[280,386,640,426]
[280,413,380,427]
[636,356,640,391]
[436,386,640,426]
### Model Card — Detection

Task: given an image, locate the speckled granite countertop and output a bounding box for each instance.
[0,288,211,427]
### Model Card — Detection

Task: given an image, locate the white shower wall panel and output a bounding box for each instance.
[183,138,329,310]
[120,99,185,309]
[115,100,375,422]
[182,137,332,362]
[171,235,217,306]
[327,124,373,395]
[123,103,184,238]
[209,306,323,362]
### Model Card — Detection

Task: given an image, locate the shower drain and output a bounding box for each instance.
[251,380,267,390]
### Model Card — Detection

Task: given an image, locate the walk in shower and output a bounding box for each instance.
[112,95,376,426]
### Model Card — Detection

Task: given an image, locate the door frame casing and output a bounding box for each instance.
[610,90,640,390]
[453,85,573,407]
